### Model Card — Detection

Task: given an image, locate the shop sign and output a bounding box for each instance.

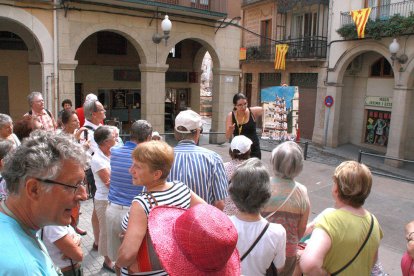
[365,96,392,108]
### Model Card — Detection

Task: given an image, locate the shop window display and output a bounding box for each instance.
[365,110,391,146]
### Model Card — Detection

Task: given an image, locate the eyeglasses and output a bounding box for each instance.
[35,178,87,194]
[236,103,248,107]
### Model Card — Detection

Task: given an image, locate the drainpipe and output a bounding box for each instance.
[53,0,59,115]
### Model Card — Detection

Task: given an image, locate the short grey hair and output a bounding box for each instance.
[229,158,271,214]
[130,120,153,143]
[271,141,303,179]
[0,113,12,128]
[2,130,90,194]
[27,91,43,107]
[83,99,98,121]
[94,126,113,146]
[0,139,14,160]
[174,127,197,142]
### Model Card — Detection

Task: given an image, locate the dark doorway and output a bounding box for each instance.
[0,76,9,114]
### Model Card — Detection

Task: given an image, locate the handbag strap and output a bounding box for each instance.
[265,183,297,220]
[331,213,374,276]
[240,222,270,261]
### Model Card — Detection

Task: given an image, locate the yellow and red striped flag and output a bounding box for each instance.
[350,8,371,38]
[240,47,246,60]
[274,44,289,70]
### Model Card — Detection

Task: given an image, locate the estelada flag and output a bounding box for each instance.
[240,47,246,60]
[350,8,371,38]
[274,44,289,70]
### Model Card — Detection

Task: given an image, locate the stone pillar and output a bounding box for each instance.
[40,62,55,114]
[189,71,201,113]
[385,86,412,167]
[324,83,343,148]
[210,67,241,144]
[139,63,169,132]
[58,59,78,115]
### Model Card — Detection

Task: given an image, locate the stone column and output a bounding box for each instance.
[385,86,412,167]
[58,59,78,114]
[40,62,54,113]
[189,71,201,113]
[139,63,169,132]
[210,67,241,144]
[324,83,343,148]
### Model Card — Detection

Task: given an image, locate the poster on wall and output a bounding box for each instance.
[260,86,299,141]
[365,109,391,146]
[111,89,127,109]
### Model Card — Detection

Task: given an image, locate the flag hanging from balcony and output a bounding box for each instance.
[350,8,371,38]
[274,44,289,70]
[240,47,246,60]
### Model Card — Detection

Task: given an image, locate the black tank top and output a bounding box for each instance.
[231,108,261,159]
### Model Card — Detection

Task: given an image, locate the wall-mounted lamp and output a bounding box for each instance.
[152,15,172,46]
[389,38,408,65]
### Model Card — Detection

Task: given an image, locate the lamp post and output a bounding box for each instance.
[389,38,408,65]
[152,15,172,46]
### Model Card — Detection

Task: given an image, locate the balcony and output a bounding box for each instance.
[340,0,414,26]
[244,36,327,62]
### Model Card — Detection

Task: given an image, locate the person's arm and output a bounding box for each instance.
[117,202,148,268]
[250,106,263,119]
[54,233,83,262]
[225,112,235,140]
[299,228,331,276]
[190,191,206,207]
[406,221,414,258]
[298,198,311,240]
[97,168,111,188]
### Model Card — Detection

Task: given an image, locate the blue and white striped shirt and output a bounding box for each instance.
[108,141,143,206]
[167,140,228,204]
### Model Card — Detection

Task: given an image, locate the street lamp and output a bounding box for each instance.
[152,15,172,46]
[389,38,408,65]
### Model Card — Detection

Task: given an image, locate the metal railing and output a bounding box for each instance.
[144,0,227,14]
[341,0,414,27]
[244,36,327,61]
[358,150,414,183]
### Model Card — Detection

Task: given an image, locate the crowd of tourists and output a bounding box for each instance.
[0,91,413,276]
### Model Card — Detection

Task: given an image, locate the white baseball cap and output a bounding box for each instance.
[175,110,203,133]
[230,135,253,154]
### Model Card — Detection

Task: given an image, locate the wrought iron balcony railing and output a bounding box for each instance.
[340,0,414,26]
[244,36,327,61]
[142,0,227,14]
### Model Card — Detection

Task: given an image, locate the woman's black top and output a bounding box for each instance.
[231,108,261,159]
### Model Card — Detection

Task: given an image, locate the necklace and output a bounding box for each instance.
[235,111,246,135]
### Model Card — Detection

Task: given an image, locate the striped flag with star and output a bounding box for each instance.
[274,44,289,70]
[350,8,371,38]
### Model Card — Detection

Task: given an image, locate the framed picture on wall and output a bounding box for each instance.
[111,89,127,109]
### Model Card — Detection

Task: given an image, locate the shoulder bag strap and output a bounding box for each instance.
[331,214,374,276]
[265,183,297,220]
[240,222,270,261]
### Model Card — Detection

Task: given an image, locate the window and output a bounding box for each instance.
[370,57,393,77]
[365,0,391,19]
[276,13,287,41]
[260,20,272,47]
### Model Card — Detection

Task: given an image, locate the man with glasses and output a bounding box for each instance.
[25,91,57,132]
[168,110,228,210]
[0,130,89,275]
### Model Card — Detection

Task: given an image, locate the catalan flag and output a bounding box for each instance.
[240,47,246,60]
[274,44,289,70]
[350,8,371,38]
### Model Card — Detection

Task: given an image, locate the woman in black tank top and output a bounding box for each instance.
[226,93,263,159]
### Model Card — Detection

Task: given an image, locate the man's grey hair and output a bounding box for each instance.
[130,120,153,143]
[27,91,43,107]
[83,99,98,121]
[229,158,271,214]
[0,113,12,128]
[2,130,90,194]
[94,126,113,146]
[174,127,198,142]
[0,139,14,161]
[271,141,303,179]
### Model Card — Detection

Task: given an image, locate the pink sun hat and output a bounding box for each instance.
[148,204,240,276]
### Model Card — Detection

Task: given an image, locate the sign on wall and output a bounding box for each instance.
[260,86,299,141]
[365,96,392,108]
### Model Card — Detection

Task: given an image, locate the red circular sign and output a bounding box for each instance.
[325,96,334,107]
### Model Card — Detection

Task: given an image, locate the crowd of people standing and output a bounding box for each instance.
[0,91,412,276]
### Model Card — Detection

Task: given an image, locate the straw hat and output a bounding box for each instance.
[148,204,240,276]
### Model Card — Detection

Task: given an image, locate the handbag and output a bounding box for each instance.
[331,213,374,275]
[240,222,278,276]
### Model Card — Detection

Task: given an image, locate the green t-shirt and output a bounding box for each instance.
[315,209,383,275]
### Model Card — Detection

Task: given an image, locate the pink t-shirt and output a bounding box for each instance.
[401,252,414,276]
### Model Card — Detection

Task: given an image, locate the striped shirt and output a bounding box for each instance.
[108,141,143,206]
[26,109,56,132]
[121,181,191,276]
[167,140,228,205]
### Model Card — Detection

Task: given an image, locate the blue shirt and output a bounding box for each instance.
[0,212,59,275]
[108,141,143,206]
[167,140,228,204]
